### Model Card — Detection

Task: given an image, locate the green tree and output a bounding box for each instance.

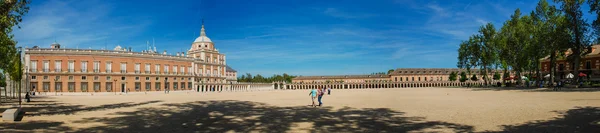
[555,0,592,84]
[471,74,478,81]
[0,0,30,103]
[448,72,458,82]
[245,73,253,82]
[0,72,5,88]
[387,69,394,74]
[459,72,468,82]
[238,75,246,82]
[493,72,501,80]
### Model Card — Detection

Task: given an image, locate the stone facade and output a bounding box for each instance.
[292,68,497,83]
[225,65,237,83]
[24,24,235,93]
[540,45,600,79]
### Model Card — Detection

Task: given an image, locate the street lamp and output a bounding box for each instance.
[113,79,117,95]
[17,46,22,108]
[54,78,58,96]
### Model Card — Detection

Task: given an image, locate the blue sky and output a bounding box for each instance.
[15,0,543,76]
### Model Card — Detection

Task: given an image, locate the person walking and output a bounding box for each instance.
[309,88,318,107]
[317,87,325,106]
[327,87,331,95]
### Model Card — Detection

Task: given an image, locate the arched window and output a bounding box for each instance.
[425,77,427,81]
[412,77,414,81]
[418,77,421,81]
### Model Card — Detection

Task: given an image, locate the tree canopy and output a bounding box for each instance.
[457,0,600,85]
[237,73,297,83]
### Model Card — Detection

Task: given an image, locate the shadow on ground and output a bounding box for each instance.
[483,106,600,133]
[3,99,599,132]
[0,98,163,132]
[69,100,474,133]
[468,87,600,92]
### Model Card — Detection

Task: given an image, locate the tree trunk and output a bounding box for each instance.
[573,55,581,86]
[550,52,556,87]
[483,66,488,87]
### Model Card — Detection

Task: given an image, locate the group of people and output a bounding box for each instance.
[309,87,331,107]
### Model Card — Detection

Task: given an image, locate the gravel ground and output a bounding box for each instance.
[1,87,599,132]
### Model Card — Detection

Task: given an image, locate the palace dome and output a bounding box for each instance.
[193,24,212,43]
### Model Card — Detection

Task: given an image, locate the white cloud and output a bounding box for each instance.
[323,8,376,19]
[14,0,150,49]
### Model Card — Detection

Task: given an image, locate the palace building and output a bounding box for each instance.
[25,23,239,93]
[292,68,494,83]
[540,44,600,80]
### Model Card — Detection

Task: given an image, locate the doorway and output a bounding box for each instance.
[121,83,125,92]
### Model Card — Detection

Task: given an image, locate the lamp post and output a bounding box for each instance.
[17,46,22,108]
[54,78,58,96]
[113,79,117,95]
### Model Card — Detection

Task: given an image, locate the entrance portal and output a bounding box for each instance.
[121,84,125,92]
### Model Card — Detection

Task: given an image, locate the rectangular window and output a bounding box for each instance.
[135,63,140,74]
[93,61,100,72]
[155,64,160,74]
[165,65,169,74]
[94,76,99,81]
[106,82,113,92]
[145,82,151,91]
[81,61,88,72]
[31,76,36,80]
[55,82,62,92]
[181,82,185,89]
[173,65,178,74]
[43,60,49,72]
[188,67,192,75]
[135,82,141,91]
[81,82,88,92]
[54,60,62,72]
[180,66,185,75]
[43,76,48,80]
[94,82,100,92]
[586,61,591,69]
[43,82,50,92]
[55,76,60,80]
[68,76,74,80]
[135,77,140,81]
[30,61,37,72]
[106,76,111,81]
[145,64,150,74]
[68,61,74,72]
[106,62,112,73]
[68,82,75,92]
[82,76,87,80]
[120,63,127,73]
[188,82,192,89]
[155,82,161,91]
[173,83,178,90]
[145,77,150,80]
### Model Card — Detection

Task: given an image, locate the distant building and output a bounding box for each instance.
[541,44,600,80]
[292,68,496,83]
[24,23,229,93]
[225,65,237,83]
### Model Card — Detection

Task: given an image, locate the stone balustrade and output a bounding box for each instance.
[274,81,492,90]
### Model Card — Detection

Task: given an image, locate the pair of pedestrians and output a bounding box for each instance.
[309,87,330,107]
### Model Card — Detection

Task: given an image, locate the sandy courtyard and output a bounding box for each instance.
[1,87,600,132]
